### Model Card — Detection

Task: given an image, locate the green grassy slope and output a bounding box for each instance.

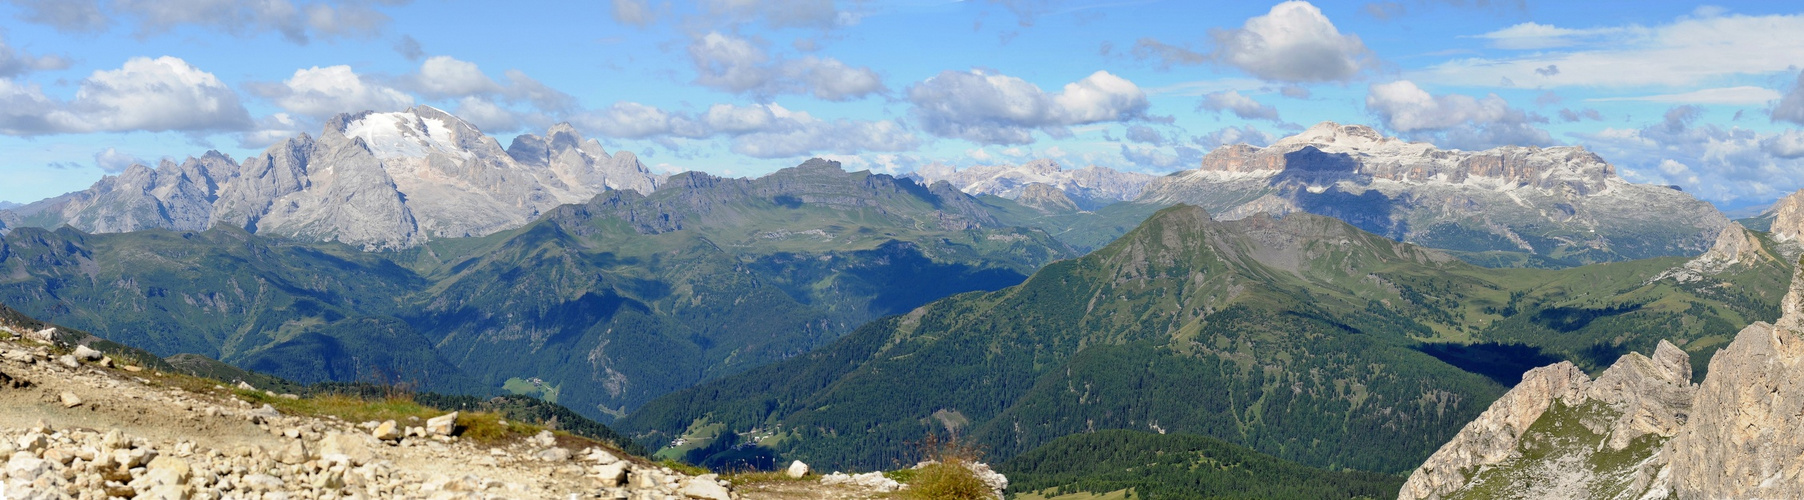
[1001,430,1403,500]
[618,205,1791,475]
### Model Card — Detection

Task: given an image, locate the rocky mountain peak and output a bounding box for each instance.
[331,106,483,160]
[904,159,1154,210]
[1270,121,1397,150]
[1765,189,1804,243]
[1015,182,1078,213]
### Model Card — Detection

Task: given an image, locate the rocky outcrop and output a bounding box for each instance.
[1652,223,1778,283]
[907,159,1154,210]
[7,106,665,250]
[1140,122,1729,264]
[1014,183,1079,213]
[1404,262,1804,499]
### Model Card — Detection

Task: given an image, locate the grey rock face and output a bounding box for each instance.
[1404,264,1804,500]
[4,152,236,235]
[1141,122,1729,264]
[907,159,1155,210]
[1015,182,1079,213]
[9,106,664,249]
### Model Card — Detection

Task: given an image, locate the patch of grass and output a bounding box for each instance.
[724,471,814,486]
[661,459,712,476]
[900,434,993,500]
[901,461,992,500]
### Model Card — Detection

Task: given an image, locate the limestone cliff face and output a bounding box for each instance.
[1403,263,1804,500]
[1139,121,1728,263]
[1766,189,1804,243]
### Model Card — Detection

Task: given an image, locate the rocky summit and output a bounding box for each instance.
[1,106,662,250]
[1401,260,1804,499]
[1137,122,1729,266]
[906,159,1155,211]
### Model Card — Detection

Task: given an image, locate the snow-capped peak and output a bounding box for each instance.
[340,107,473,160]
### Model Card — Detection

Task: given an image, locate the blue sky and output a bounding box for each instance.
[3,0,1803,211]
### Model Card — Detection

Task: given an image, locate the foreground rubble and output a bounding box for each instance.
[0,329,741,500]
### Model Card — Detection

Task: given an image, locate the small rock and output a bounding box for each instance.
[318,432,374,466]
[248,404,281,424]
[72,345,103,362]
[535,447,572,462]
[56,355,77,368]
[99,356,114,368]
[372,420,401,441]
[426,411,458,436]
[786,459,810,478]
[58,391,81,408]
[235,381,255,391]
[585,448,619,465]
[6,453,49,481]
[123,365,142,372]
[145,455,192,483]
[530,430,557,448]
[16,433,46,452]
[278,393,300,400]
[275,439,309,464]
[679,477,734,500]
[283,428,301,439]
[593,462,628,487]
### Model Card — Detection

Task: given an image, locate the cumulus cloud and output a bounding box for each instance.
[1577,105,1804,202]
[0,56,253,135]
[1365,80,1551,150]
[688,32,883,101]
[1774,71,1804,125]
[93,147,144,174]
[907,69,1149,145]
[256,65,413,119]
[13,0,409,44]
[0,35,70,77]
[575,101,917,158]
[239,113,305,148]
[1418,12,1804,88]
[1198,90,1281,121]
[415,55,504,97]
[1762,130,1804,159]
[1136,1,1375,83]
[1193,125,1277,150]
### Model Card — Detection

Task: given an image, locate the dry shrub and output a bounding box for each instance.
[901,434,994,500]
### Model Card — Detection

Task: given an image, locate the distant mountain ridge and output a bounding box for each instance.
[1134,122,1729,266]
[2,106,662,249]
[905,159,1156,211]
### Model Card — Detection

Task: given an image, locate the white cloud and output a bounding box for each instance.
[1588,86,1782,105]
[93,147,144,174]
[1774,71,1804,125]
[1193,125,1277,150]
[1137,1,1374,83]
[239,112,304,148]
[575,101,917,158]
[688,32,883,101]
[1418,12,1804,87]
[56,56,252,134]
[1577,105,1804,202]
[262,65,413,119]
[907,69,1149,145]
[415,56,503,97]
[1762,130,1804,159]
[1365,80,1551,150]
[0,35,69,77]
[453,96,541,133]
[1198,90,1281,121]
[1470,22,1634,50]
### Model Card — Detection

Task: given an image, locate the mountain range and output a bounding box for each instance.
[617,203,1790,476]
[904,159,1157,211]
[0,157,1074,422]
[1,106,662,250]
